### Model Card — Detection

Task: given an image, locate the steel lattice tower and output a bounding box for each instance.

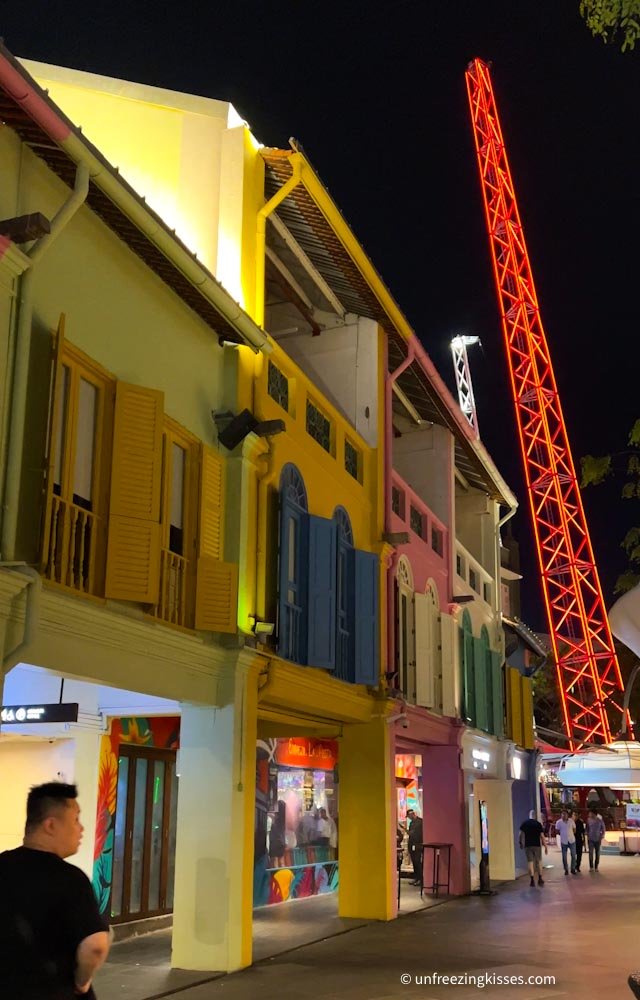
[465,58,628,748]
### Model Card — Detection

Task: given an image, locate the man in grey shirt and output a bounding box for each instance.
[586,810,606,871]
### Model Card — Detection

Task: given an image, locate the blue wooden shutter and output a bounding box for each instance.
[473,637,488,732]
[278,499,308,664]
[490,650,504,738]
[307,515,337,669]
[351,549,379,686]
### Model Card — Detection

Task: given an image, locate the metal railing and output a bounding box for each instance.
[44,496,98,594]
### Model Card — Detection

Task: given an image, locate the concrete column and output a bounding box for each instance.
[71,730,101,880]
[476,778,515,881]
[171,655,258,973]
[338,717,393,920]
[423,744,469,895]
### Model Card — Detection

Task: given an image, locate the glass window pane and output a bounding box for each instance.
[110,757,129,919]
[129,758,148,915]
[170,444,185,530]
[166,763,179,910]
[287,517,297,603]
[53,366,70,494]
[73,377,97,507]
[148,760,165,912]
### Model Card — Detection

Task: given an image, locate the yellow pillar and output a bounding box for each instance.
[171,652,258,972]
[338,717,393,920]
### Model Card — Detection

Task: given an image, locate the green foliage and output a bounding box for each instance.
[581,454,612,486]
[582,419,640,594]
[580,0,640,50]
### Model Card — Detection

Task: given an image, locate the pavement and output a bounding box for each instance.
[96,849,640,999]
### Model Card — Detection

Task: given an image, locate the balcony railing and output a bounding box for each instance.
[454,540,493,606]
[151,549,190,628]
[43,496,99,594]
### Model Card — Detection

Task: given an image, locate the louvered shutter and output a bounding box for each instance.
[491,650,505,739]
[351,549,379,686]
[105,382,163,602]
[414,592,434,708]
[307,515,337,669]
[521,675,535,749]
[462,629,475,726]
[473,637,489,732]
[40,313,66,570]
[507,667,524,746]
[195,444,238,632]
[277,498,308,663]
[440,613,457,717]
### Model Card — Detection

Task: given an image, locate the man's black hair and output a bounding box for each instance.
[25,781,78,832]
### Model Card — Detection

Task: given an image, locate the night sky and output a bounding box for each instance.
[4,1,639,627]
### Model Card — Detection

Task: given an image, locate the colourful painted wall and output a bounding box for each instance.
[93,716,180,914]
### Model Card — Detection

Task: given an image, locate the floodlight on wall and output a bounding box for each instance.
[0,212,50,243]
[254,621,275,638]
[213,408,286,451]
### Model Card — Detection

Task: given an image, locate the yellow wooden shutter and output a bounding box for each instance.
[40,314,66,570]
[198,444,224,560]
[105,382,163,602]
[506,667,524,747]
[521,675,535,749]
[194,444,237,632]
[195,558,239,632]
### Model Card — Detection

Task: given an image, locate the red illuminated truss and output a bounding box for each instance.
[465,58,629,748]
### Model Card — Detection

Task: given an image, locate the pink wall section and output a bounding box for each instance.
[392,710,469,902]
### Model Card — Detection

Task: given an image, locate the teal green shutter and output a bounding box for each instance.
[491,650,505,738]
[474,637,488,732]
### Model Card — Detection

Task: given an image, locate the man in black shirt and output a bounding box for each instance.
[407,809,424,886]
[519,809,547,888]
[0,781,111,999]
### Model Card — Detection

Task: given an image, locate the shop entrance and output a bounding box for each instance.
[110,745,179,923]
[254,736,339,908]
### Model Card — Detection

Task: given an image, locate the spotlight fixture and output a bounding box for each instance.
[254,621,275,638]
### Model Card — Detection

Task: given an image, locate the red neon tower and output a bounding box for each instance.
[465,58,628,748]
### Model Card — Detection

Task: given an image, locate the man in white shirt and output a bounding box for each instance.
[555,809,578,875]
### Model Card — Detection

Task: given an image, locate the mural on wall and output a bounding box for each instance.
[92,717,179,914]
[254,737,339,907]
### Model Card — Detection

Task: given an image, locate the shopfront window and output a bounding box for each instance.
[253,737,339,907]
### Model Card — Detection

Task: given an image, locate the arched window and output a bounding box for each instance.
[333,505,354,547]
[280,463,307,510]
[396,556,415,701]
[333,506,354,681]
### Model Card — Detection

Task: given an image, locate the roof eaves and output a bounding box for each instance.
[0,43,270,355]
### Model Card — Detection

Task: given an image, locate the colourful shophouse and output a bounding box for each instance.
[0,48,395,976]
[0,44,537,977]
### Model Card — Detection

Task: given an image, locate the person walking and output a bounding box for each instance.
[269,800,287,868]
[0,781,110,1000]
[407,809,424,887]
[586,809,606,871]
[574,814,586,872]
[555,808,578,875]
[519,809,547,887]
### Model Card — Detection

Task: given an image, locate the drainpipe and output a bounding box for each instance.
[384,340,416,682]
[495,502,518,655]
[255,155,303,329]
[1,162,89,562]
[1,565,42,677]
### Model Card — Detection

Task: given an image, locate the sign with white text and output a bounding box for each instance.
[0,703,79,725]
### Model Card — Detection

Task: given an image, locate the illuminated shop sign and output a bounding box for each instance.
[0,703,79,725]
[472,748,491,770]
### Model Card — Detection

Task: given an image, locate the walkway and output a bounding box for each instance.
[96,849,640,999]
